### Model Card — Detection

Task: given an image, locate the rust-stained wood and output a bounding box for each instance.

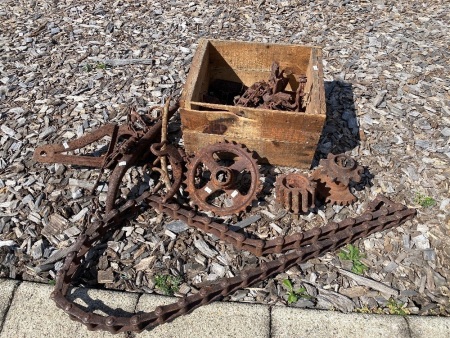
[181,39,326,169]
[180,107,324,143]
[180,39,209,110]
[183,131,319,169]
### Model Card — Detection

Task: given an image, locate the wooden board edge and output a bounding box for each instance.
[180,39,209,109]
[208,39,322,50]
[182,128,323,145]
[182,131,317,169]
[316,48,326,115]
[185,101,326,118]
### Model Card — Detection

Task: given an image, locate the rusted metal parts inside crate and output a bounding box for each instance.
[180,39,326,169]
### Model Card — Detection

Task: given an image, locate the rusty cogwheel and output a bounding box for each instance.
[311,153,363,206]
[185,142,260,216]
[275,173,316,215]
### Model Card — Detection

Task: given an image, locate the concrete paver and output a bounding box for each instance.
[136,294,270,338]
[271,307,411,338]
[407,315,450,338]
[0,281,138,338]
[1,279,449,338]
[0,279,19,330]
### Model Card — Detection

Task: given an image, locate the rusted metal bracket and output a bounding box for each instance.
[234,61,307,112]
[33,123,128,168]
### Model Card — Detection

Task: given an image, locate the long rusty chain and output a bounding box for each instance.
[50,190,415,333]
[34,102,416,333]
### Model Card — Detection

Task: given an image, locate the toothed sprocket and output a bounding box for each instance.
[184,141,261,216]
[275,173,316,215]
[311,153,363,206]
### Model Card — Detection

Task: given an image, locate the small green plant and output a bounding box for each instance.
[96,62,107,69]
[282,279,313,304]
[357,300,410,316]
[83,63,93,72]
[154,274,182,296]
[386,298,410,315]
[338,244,368,275]
[414,193,436,208]
[48,279,56,286]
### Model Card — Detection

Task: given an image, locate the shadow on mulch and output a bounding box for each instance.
[311,80,361,169]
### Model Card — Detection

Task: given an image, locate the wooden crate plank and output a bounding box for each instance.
[180,108,325,143]
[208,40,312,72]
[316,48,326,116]
[305,48,326,116]
[181,39,210,110]
[183,131,317,169]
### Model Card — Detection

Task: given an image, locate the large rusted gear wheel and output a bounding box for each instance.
[311,153,363,206]
[275,173,316,215]
[185,142,260,216]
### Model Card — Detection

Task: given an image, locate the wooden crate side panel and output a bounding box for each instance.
[304,53,313,114]
[316,48,326,116]
[180,108,325,144]
[183,39,211,107]
[208,41,312,73]
[183,131,317,169]
[207,41,313,92]
[305,48,325,116]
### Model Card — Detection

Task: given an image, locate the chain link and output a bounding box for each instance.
[51,193,415,333]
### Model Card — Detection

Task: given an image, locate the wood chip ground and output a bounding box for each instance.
[0,0,449,316]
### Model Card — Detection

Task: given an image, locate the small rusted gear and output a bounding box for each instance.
[184,141,261,216]
[312,153,364,206]
[275,173,316,215]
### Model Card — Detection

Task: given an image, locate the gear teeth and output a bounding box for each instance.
[275,173,316,215]
[316,153,363,185]
[311,153,361,207]
[327,196,355,207]
[312,172,357,207]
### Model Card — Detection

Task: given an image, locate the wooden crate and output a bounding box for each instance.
[180,39,326,168]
